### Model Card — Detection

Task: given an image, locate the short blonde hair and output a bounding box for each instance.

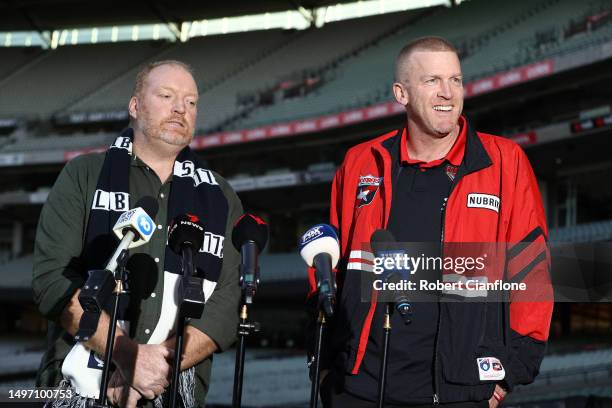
[394,36,458,82]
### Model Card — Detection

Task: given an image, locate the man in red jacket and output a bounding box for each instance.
[311,37,553,407]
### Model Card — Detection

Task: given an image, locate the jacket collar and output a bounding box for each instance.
[380,115,492,175]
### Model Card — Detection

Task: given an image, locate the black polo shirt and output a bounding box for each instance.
[343,126,465,404]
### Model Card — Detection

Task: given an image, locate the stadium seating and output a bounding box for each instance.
[549,219,612,242]
[229,0,565,130]
[194,11,421,131]
[0,47,44,80]
[54,11,417,132]
[0,42,168,119]
[1,132,113,152]
[64,30,293,114]
[462,0,612,78]
[0,0,609,149]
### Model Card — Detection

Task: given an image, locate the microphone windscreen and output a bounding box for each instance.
[370,229,396,254]
[134,196,159,219]
[232,214,269,252]
[299,224,340,268]
[168,214,205,254]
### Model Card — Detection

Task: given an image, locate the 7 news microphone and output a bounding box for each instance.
[168,213,206,319]
[167,213,207,408]
[299,224,340,318]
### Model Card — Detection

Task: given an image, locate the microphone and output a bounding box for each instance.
[299,224,340,317]
[168,213,205,256]
[232,214,269,304]
[75,196,158,341]
[105,196,158,274]
[371,229,412,324]
[168,213,206,319]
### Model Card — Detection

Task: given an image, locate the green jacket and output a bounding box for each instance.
[32,152,243,406]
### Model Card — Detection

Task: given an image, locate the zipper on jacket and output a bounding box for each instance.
[433,197,448,405]
[433,165,465,404]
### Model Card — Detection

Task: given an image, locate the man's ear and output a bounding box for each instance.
[392,82,409,106]
[128,96,138,121]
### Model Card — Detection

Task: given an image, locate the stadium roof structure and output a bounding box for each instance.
[0,0,394,31]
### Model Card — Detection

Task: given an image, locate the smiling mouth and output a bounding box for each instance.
[433,105,453,112]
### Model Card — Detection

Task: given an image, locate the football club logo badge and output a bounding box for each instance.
[445,164,458,182]
[356,175,383,208]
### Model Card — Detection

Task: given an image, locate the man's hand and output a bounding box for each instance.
[115,342,174,400]
[107,371,141,408]
[488,384,507,408]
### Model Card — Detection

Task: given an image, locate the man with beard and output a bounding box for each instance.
[33,61,243,408]
[312,37,553,407]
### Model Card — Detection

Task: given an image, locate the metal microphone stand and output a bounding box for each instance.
[232,241,260,408]
[376,303,392,408]
[309,309,327,408]
[170,245,205,408]
[90,249,129,408]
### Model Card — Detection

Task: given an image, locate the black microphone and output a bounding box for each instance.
[168,213,206,319]
[232,214,269,304]
[371,229,412,324]
[168,213,205,257]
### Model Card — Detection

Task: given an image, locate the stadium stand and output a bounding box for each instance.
[62,30,294,114]
[463,0,612,78]
[46,11,425,133]
[1,131,113,152]
[0,0,610,134]
[228,0,569,130]
[0,47,44,80]
[0,42,170,119]
[550,219,612,243]
[192,11,424,131]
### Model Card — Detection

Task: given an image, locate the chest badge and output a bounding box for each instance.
[445,164,458,182]
[356,175,383,208]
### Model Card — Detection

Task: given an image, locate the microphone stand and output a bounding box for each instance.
[376,303,392,408]
[309,253,335,408]
[92,249,129,408]
[170,245,205,408]
[309,310,326,408]
[232,241,260,408]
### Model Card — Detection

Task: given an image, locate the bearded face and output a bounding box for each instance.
[131,64,198,149]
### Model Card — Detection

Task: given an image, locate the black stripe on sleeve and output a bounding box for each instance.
[508,226,546,260]
[509,250,547,284]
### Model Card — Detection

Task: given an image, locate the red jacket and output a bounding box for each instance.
[308,116,553,402]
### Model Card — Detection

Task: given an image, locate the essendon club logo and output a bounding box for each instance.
[445,164,458,182]
[356,175,383,208]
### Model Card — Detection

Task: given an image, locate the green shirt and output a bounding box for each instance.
[32,152,243,406]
